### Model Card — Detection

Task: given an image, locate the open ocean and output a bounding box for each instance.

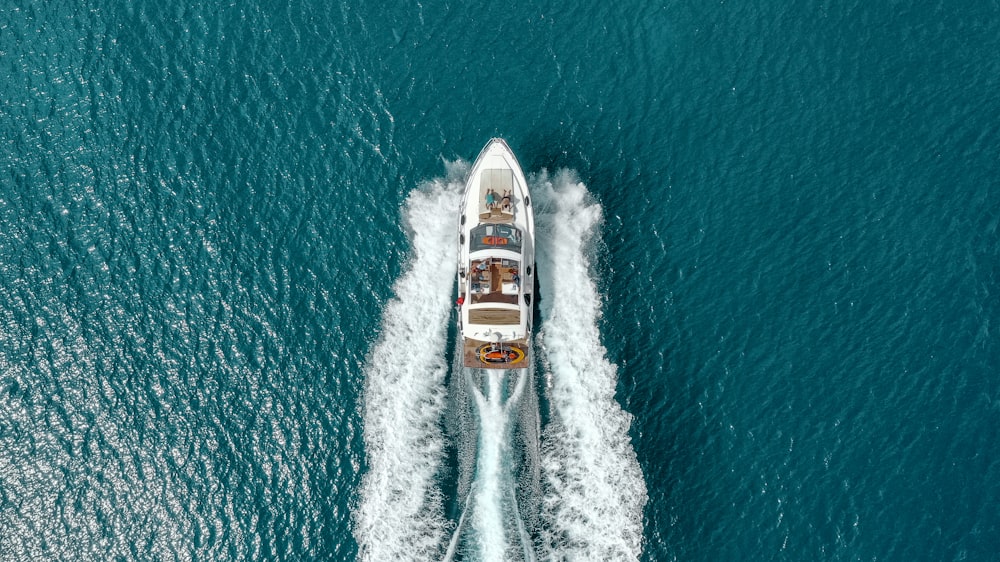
[2,1,998,560]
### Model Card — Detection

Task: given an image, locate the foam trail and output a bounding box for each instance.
[533,170,648,560]
[355,164,466,561]
[443,492,473,561]
[503,369,537,562]
[471,373,508,561]
[459,367,536,561]
[511,486,537,562]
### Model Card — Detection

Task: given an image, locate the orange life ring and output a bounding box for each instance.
[477,344,525,365]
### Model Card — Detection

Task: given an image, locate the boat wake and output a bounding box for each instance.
[354,164,465,561]
[445,367,539,562]
[357,164,646,561]
[533,170,648,560]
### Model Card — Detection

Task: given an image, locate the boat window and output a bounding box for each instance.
[469,224,522,253]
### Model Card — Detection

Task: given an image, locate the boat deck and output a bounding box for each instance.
[468,260,521,305]
[479,210,514,223]
[477,168,517,223]
[467,308,521,325]
[462,338,530,369]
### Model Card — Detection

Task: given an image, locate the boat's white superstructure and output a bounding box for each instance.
[456,138,535,369]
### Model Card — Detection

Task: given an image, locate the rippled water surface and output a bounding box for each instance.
[2,1,998,560]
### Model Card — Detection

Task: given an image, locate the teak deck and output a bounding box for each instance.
[467,308,521,325]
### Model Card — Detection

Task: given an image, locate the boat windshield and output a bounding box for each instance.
[470,224,522,253]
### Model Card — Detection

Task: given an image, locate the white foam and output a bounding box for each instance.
[465,366,535,561]
[354,165,465,561]
[533,170,648,560]
[471,373,509,562]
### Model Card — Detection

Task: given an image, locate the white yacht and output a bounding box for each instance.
[456,138,535,369]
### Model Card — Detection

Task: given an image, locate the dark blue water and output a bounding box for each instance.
[2,1,998,560]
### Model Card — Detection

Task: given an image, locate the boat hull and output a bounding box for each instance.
[456,139,535,369]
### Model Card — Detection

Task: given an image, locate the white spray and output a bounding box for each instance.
[357,164,646,561]
[533,170,648,560]
[355,166,465,561]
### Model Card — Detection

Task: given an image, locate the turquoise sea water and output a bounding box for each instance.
[2,1,999,560]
